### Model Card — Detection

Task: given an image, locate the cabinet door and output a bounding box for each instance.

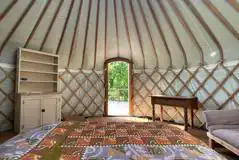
[42,97,59,124]
[22,99,41,130]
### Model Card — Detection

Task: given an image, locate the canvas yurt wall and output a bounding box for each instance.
[0,0,238,131]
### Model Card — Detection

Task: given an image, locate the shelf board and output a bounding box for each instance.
[21,70,58,75]
[19,92,59,95]
[21,59,58,66]
[20,80,57,83]
[20,48,59,57]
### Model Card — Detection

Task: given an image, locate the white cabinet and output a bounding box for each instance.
[14,94,61,133]
[14,48,61,133]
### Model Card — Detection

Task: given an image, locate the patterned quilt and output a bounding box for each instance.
[0,121,226,160]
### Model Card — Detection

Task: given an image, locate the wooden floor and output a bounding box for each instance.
[0,117,238,159]
[0,131,17,144]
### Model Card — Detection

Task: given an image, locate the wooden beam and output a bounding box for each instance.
[227,0,239,12]
[147,0,173,68]
[168,0,204,65]
[129,62,134,115]
[157,0,188,66]
[137,0,159,68]
[81,0,92,69]
[93,0,100,69]
[104,0,108,62]
[104,62,108,116]
[105,57,132,64]
[121,0,133,63]
[0,0,17,22]
[24,0,52,48]
[67,0,84,67]
[40,0,63,51]
[203,0,239,40]
[183,0,224,61]
[121,5,135,62]
[0,0,36,55]
[128,0,146,69]
[55,0,75,55]
[113,0,119,58]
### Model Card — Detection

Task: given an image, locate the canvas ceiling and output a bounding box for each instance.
[0,0,238,70]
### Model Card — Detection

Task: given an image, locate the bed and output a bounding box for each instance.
[0,121,226,159]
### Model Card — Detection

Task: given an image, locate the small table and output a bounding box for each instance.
[151,95,198,131]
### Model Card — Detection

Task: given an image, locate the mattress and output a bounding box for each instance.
[0,121,226,159]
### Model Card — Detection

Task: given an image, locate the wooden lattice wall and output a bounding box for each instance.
[133,61,239,128]
[0,61,238,132]
[0,65,15,132]
[59,69,104,118]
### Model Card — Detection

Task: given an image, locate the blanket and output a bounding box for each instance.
[0,121,226,160]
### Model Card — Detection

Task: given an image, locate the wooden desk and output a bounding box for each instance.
[151,95,198,131]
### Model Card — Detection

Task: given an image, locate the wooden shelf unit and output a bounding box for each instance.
[15,48,61,133]
[16,48,59,94]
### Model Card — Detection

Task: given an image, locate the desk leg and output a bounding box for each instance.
[184,108,188,131]
[152,104,155,121]
[191,109,194,128]
[160,105,163,122]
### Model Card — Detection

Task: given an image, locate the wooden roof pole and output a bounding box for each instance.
[113,0,120,58]
[183,0,224,61]
[128,0,146,69]
[157,0,188,67]
[67,0,84,67]
[0,0,36,54]
[93,0,100,69]
[147,0,173,68]
[121,0,134,65]
[168,0,204,66]
[203,0,239,41]
[0,0,17,22]
[227,0,239,12]
[40,0,64,51]
[81,0,93,69]
[137,0,159,68]
[55,0,75,55]
[25,0,52,48]
[104,0,108,62]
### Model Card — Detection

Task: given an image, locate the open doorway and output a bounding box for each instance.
[104,58,133,116]
[108,61,129,116]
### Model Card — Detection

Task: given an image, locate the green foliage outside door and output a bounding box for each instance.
[108,61,128,101]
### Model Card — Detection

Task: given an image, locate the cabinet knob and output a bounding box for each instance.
[41,109,45,112]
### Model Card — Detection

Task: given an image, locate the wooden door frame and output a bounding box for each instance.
[104,58,134,116]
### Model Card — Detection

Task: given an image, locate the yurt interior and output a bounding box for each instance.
[0,0,238,159]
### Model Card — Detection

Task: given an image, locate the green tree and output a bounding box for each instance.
[108,62,128,101]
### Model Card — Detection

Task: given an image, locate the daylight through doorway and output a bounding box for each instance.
[108,61,129,116]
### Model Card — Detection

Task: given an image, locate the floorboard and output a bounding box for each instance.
[0,131,17,144]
